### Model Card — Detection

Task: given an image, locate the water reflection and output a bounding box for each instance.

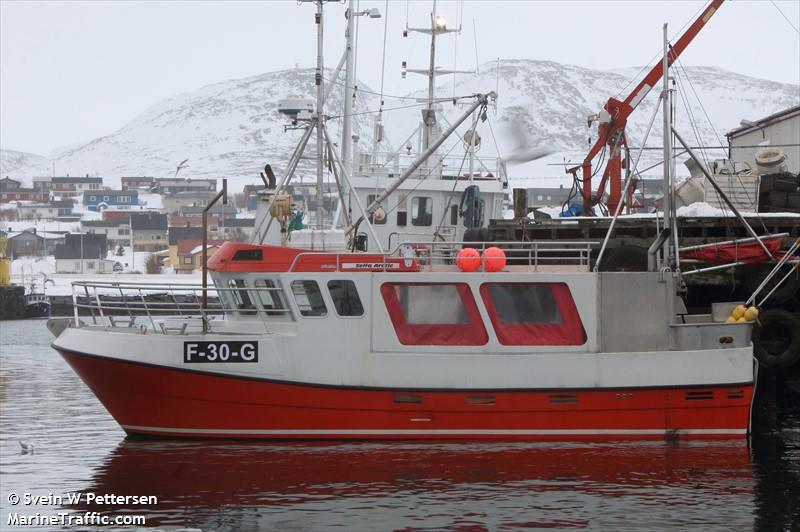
[2,320,799,531]
[77,439,756,530]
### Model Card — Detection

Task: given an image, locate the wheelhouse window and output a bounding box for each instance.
[381,282,487,345]
[229,279,257,315]
[291,280,327,317]
[328,280,364,317]
[411,196,433,226]
[254,279,287,317]
[480,283,586,345]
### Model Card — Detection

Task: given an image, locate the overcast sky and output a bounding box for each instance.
[2,0,798,156]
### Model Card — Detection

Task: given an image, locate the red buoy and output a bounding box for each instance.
[483,247,506,272]
[456,248,481,272]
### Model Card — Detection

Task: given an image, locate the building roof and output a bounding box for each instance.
[1,177,21,185]
[179,204,237,216]
[130,212,168,230]
[54,243,103,260]
[168,226,204,245]
[121,176,155,182]
[726,105,800,138]
[220,217,255,227]
[176,238,224,254]
[51,176,104,184]
[83,189,136,197]
[81,219,127,228]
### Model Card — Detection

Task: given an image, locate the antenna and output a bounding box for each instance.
[472,19,479,75]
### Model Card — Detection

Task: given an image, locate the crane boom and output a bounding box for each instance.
[568,0,724,215]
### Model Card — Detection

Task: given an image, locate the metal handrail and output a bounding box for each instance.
[286,240,597,272]
[70,281,292,334]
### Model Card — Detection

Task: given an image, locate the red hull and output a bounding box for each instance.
[58,349,753,440]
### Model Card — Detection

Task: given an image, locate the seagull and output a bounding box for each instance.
[502,119,554,164]
[19,441,34,454]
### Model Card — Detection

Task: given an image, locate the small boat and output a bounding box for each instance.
[24,290,51,319]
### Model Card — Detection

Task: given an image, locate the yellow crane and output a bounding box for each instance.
[0,236,10,286]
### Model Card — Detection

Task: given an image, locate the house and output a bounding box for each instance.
[50,176,103,198]
[83,189,138,211]
[243,184,266,211]
[32,176,52,194]
[130,212,168,252]
[154,178,216,194]
[174,239,223,273]
[526,186,574,212]
[178,204,237,217]
[727,105,800,175]
[0,177,49,204]
[121,176,155,191]
[5,230,65,258]
[15,199,76,221]
[161,191,217,215]
[81,219,131,245]
[166,226,204,267]
[65,233,109,256]
[218,217,255,241]
[54,243,115,273]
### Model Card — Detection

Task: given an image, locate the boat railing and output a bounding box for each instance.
[353,151,506,182]
[69,281,290,334]
[287,240,597,272]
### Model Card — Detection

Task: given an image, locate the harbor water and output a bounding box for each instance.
[1,319,798,531]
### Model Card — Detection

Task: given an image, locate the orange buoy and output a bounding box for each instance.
[456,247,481,272]
[483,246,506,272]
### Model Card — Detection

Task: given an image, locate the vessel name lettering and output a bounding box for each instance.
[183,341,258,363]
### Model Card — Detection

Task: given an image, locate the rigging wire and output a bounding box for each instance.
[769,0,800,34]
[378,0,390,109]
[612,2,708,101]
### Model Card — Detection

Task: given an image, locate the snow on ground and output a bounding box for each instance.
[105,245,153,273]
[534,202,800,219]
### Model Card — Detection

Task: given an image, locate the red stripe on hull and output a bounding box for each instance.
[57,350,753,440]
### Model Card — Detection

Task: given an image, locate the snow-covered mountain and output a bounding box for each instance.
[385,60,799,184]
[4,60,798,188]
[0,149,47,176]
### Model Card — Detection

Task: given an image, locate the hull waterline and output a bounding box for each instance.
[57,348,753,441]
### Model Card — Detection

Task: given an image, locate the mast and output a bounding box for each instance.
[661,23,672,267]
[423,0,438,152]
[315,0,325,224]
[341,0,356,175]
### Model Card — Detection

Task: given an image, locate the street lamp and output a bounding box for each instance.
[434,15,447,30]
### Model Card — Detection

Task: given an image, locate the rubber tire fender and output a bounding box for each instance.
[752,309,800,369]
[596,245,649,272]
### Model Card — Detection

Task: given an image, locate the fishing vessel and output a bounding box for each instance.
[49,0,757,440]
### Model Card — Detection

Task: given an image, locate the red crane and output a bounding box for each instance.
[567,0,724,215]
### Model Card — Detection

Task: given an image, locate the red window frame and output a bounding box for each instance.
[480,282,587,346]
[381,282,488,346]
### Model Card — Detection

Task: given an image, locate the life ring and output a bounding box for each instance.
[752,309,800,368]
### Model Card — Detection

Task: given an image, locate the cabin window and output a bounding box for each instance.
[327,280,364,317]
[254,279,287,317]
[480,283,586,345]
[367,194,387,225]
[228,278,257,315]
[291,280,327,317]
[381,282,487,345]
[397,196,407,226]
[450,204,458,225]
[411,196,433,226]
